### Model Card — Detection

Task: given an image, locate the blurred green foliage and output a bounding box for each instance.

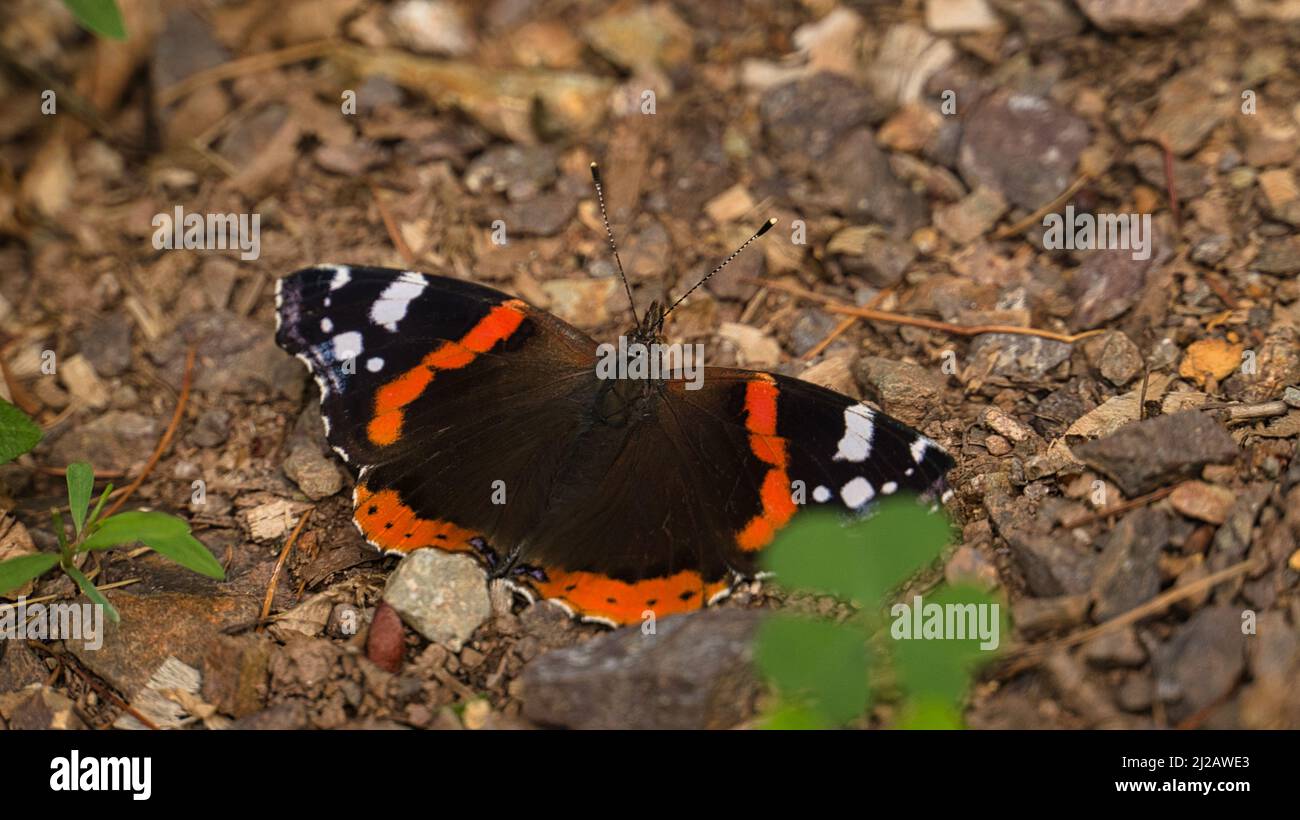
[755,497,1007,729]
[62,0,126,40]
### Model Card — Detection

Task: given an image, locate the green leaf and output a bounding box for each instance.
[760,702,830,730]
[890,585,1008,711]
[80,510,188,550]
[0,398,42,466]
[81,511,224,579]
[755,614,871,726]
[0,553,59,596]
[896,696,965,730]
[64,563,119,623]
[62,0,127,40]
[66,462,94,536]
[141,531,225,580]
[764,498,953,607]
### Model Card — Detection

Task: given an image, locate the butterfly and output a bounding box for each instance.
[274,164,953,626]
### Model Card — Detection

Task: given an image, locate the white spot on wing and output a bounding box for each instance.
[840,476,875,508]
[370,277,426,331]
[333,331,363,360]
[329,266,351,290]
[833,404,874,462]
[813,485,831,503]
[320,318,333,333]
[882,481,898,495]
[366,357,384,372]
[910,438,929,464]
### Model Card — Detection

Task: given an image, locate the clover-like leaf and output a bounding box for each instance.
[890,585,1008,713]
[764,497,953,607]
[756,614,871,726]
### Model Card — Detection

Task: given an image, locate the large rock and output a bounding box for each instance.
[521,609,762,729]
[65,591,261,698]
[1072,411,1239,496]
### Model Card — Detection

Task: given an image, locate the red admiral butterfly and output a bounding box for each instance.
[275,165,952,626]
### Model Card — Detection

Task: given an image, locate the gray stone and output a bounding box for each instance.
[1254,236,1300,275]
[816,129,926,236]
[760,73,885,169]
[152,8,230,88]
[983,473,1094,596]
[283,443,344,500]
[855,356,947,426]
[49,411,159,473]
[1086,506,1170,621]
[1097,331,1143,386]
[1208,485,1270,573]
[189,408,231,448]
[500,191,578,237]
[1076,0,1203,30]
[231,701,309,730]
[958,90,1090,211]
[75,313,133,378]
[788,310,839,358]
[520,609,762,729]
[990,0,1085,42]
[1082,627,1148,668]
[968,333,1072,382]
[828,228,916,288]
[1153,605,1245,723]
[1069,244,1167,331]
[382,550,491,651]
[1073,411,1239,496]
[156,311,305,399]
[464,145,558,201]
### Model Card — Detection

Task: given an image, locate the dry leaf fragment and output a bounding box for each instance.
[1179,338,1244,386]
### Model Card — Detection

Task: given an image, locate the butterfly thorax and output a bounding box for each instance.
[593,301,668,427]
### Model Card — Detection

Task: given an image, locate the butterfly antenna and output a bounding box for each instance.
[589,162,639,325]
[658,217,777,328]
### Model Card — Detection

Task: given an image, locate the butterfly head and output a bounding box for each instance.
[631,300,667,346]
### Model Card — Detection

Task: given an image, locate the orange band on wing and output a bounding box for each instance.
[736,375,796,551]
[531,569,730,625]
[354,485,479,553]
[367,300,526,446]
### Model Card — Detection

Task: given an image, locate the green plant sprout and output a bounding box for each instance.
[0,398,223,623]
[755,496,1007,729]
[61,0,126,41]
